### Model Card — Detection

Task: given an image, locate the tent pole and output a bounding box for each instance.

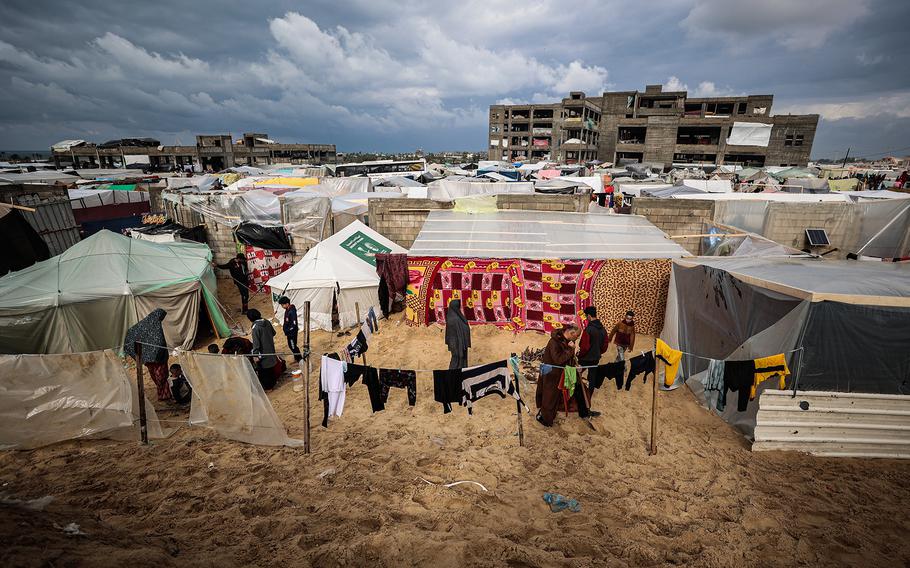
[649,359,659,456]
[304,301,311,455]
[355,302,367,366]
[512,352,524,448]
[135,343,149,445]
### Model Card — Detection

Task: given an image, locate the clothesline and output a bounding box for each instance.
[136,341,311,359]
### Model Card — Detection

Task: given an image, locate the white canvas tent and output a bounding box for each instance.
[267,221,407,330]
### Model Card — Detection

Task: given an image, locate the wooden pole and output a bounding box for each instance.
[135,342,149,445]
[512,353,524,448]
[649,359,659,456]
[0,202,37,212]
[304,301,311,454]
[355,302,367,366]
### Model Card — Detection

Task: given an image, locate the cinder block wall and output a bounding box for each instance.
[761,202,855,255]
[497,191,590,212]
[368,199,453,248]
[631,198,716,255]
[369,193,591,249]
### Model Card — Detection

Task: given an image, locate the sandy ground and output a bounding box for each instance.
[1,283,910,567]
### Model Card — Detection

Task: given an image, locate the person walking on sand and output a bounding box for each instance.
[214,253,250,314]
[578,306,609,410]
[247,309,286,390]
[123,308,171,401]
[609,310,636,362]
[536,325,592,427]
[445,299,471,369]
[278,296,303,363]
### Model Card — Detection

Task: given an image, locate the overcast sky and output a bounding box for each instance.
[0,0,907,159]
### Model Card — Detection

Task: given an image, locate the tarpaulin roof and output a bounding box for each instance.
[725,122,772,147]
[674,257,910,306]
[409,210,690,260]
[0,230,229,353]
[254,177,319,187]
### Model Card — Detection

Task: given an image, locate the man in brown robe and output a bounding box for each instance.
[536,325,592,427]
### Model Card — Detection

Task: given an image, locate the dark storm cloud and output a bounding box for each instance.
[0,0,907,157]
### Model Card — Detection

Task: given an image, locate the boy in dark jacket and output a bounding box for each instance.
[278,296,303,363]
[609,310,636,362]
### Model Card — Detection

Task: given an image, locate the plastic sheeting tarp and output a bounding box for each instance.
[0,230,229,353]
[553,176,602,193]
[725,122,773,147]
[662,257,910,432]
[268,220,407,330]
[178,351,302,447]
[615,182,674,197]
[1,208,50,275]
[254,177,318,188]
[828,178,860,192]
[69,188,150,209]
[426,180,534,201]
[234,222,291,251]
[783,178,829,193]
[681,179,732,193]
[282,194,331,245]
[408,210,690,259]
[0,350,168,449]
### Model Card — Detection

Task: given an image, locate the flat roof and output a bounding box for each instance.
[409,210,691,260]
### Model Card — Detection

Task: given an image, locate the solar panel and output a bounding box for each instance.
[805,228,830,247]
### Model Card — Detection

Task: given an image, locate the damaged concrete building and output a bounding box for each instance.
[488,85,818,167]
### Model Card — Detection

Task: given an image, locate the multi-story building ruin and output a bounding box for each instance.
[51,133,336,170]
[488,85,819,167]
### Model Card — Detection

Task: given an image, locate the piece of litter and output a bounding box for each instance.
[431,437,446,446]
[543,492,580,513]
[62,522,86,536]
[415,476,488,492]
[317,468,336,479]
[0,494,54,511]
[207,462,215,470]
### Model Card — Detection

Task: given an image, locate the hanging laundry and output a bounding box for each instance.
[379,369,417,407]
[344,363,367,386]
[320,356,347,422]
[340,348,353,365]
[360,322,373,343]
[752,354,790,398]
[459,360,523,414]
[366,306,379,333]
[540,363,557,376]
[346,330,369,358]
[361,367,384,412]
[722,360,756,412]
[626,352,655,390]
[563,365,578,397]
[703,359,726,411]
[597,361,625,390]
[656,339,683,387]
[433,368,463,414]
[508,355,524,384]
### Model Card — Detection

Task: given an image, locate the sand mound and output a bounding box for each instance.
[1,284,909,567]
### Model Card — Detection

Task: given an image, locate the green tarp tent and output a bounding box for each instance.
[0,230,230,354]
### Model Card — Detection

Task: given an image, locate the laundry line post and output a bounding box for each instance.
[134,342,149,445]
[649,354,659,456]
[512,352,524,448]
[355,302,367,366]
[304,301,311,455]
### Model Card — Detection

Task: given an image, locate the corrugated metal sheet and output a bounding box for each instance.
[753,389,910,459]
[15,195,81,256]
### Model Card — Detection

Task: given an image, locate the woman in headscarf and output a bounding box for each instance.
[444,299,471,369]
[123,308,171,401]
[536,324,581,427]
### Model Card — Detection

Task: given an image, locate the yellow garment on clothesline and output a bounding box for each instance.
[254,177,318,187]
[656,339,683,387]
[751,354,790,399]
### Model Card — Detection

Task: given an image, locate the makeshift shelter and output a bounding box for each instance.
[406,211,690,335]
[0,230,230,354]
[661,257,910,435]
[267,221,407,331]
[0,207,50,275]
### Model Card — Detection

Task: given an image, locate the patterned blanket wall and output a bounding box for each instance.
[405,256,670,336]
[245,245,294,293]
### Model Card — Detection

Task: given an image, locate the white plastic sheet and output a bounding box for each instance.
[426,180,534,200]
[0,350,168,450]
[726,122,773,147]
[178,351,302,447]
